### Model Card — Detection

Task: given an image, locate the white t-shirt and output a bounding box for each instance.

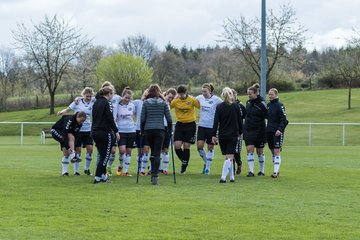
[69,98,95,132]
[116,101,136,133]
[196,94,222,128]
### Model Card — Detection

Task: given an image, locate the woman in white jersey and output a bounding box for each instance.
[159,88,177,175]
[196,83,222,175]
[133,89,151,176]
[115,87,136,177]
[58,87,95,176]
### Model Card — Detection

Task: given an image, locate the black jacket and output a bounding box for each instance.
[52,113,82,146]
[244,95,267,132]
[52,114,82,135]
[91,95,118,133]
[212,102,243,139]
[266,98,288,133]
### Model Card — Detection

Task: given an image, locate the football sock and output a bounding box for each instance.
[198,149,207,164]
[119,153,124,168]
[206,149,214,160]
[221,159,231,180]
[274,155,281,173]
[85,153,92,170]
[141,153,149,172]
[175,148,184,161]
[107,153,115,167]
[74,161,80,174]
[229,160,235,180]
[183,149,190,165]
[258,154,265,173]
[123,154,131,173]
[247,153,255,173]
[205,158,212,171]
[162,152,169,171]
[62,156,69,174]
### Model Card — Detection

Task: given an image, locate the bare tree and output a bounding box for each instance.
[12,15,91,114]
[0,47,20,105]
[118,34,158,63]
[221,4,306,85]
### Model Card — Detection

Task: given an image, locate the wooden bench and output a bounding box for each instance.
[40,128,52,144]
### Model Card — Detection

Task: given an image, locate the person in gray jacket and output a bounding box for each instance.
[141,84,172,185]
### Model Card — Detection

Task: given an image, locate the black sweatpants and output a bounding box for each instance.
[92,130,114,178]
[144,129,165,177]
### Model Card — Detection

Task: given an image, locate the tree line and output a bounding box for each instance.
[1,4,359,113]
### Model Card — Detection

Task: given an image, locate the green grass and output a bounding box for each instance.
[1,89,360,239]
[0,142,359,239]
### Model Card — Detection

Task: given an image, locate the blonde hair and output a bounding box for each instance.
[122,86,133,97]
[269,88,279,95]
[221,87,234,104]
[81,87,94,97]
[98,86,113,96]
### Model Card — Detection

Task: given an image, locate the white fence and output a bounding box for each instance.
[0,122,359,146]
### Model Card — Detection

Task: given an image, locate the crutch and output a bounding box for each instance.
[170,137,176,184]
[136,136,143,184]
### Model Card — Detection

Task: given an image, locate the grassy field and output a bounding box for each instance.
[0,88,359,239]
[0,142,359,239]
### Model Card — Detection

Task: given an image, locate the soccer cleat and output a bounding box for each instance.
[202,164,206,174]
[76,157,82,163]
[163,171,168,175]
[257,171,265,176]
[84,169,92,176]
[180,165,187,174]
[230,179,235,183]
[122,172,132,177]
[204,169,210,175]
[219,179,226,183]
[69,151,76,163]
[271,172,279,178]
[246,172,255,177]
[106,166,112,176]
[93,179,101,184]
[62,172,69,176]
[74,172,80,176]
[116,166,123,176]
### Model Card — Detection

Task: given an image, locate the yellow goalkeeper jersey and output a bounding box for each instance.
[170,95,200,123]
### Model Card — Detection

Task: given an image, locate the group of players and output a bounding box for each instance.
[51,81,288,184]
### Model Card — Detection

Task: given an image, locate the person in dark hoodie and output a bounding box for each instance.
[243,83,267,177]
[92,86,120,184]
[141,84,172,185]
[212,87,243,183]
[51,111,86,176]
[266,88,288,178]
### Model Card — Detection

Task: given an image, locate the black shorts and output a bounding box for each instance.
[243,129,266,148]
[174,121,196,144]
[197,126,213,145]
[219,137,237,155]
[51,129,68,150]
[118,132,137,148]
[162,127,171,149]
[267,132,284,149]
[75,131,93,148]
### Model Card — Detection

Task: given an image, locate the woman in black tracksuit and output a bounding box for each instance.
[243,83,267,177]
[212,87,243,183]
[141,84,172,185]
[51,112,86,176]
[92,86,120,184]
[266,88,288,178]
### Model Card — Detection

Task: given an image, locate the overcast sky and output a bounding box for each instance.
[1,0,359,51]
